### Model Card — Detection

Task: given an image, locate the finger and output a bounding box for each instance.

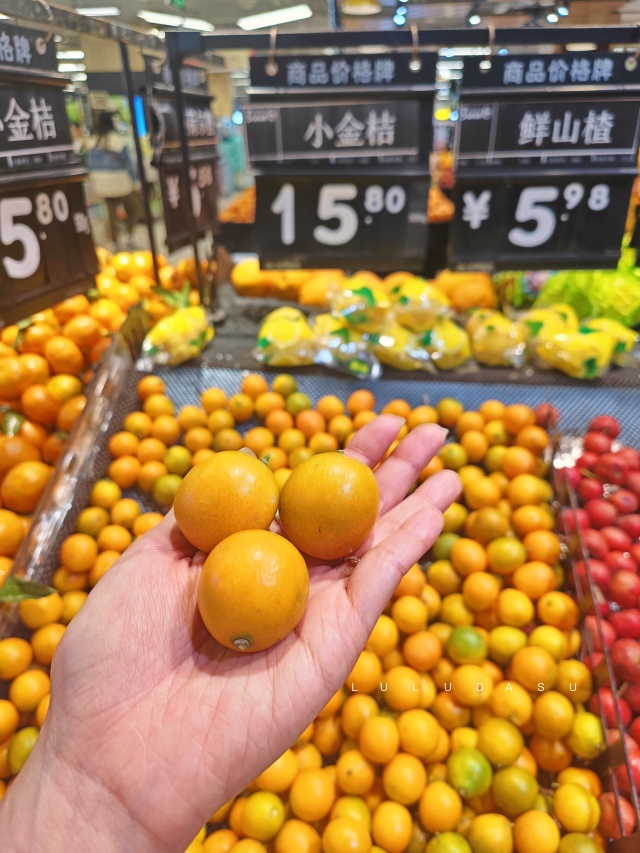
[347,504,446,626]
[344,414,406,470]
[373,424,449,515]
[371,469,461,546]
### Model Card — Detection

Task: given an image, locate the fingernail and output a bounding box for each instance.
[388,415,406,425]
[436,426,449,437]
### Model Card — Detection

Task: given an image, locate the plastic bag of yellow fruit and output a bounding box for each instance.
[312,313,380,378]
[535,328,616,379]
[421,318,473,370]
[468,309,525,368]
[580,317,639,367]
[141,305,213,367]
[392,277,451,332]
[332,282,391,333]
[369,321,430,371]
[517,307,568,348]
[254,307,316,367]
[298,270,345,308]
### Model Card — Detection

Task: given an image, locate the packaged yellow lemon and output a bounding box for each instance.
[254,307,315,366]
[332,285,391,333]
[421,318,472,370]
[518,308,568,346]
[535,329,616,379]
[312,313,380,377]
[369,321,429,371]
[141,305,213,366]
[468,311,525,368]
[466,308,498,337]
[392,278,451,332]
[546,303,580,331]
[581,318,639,367]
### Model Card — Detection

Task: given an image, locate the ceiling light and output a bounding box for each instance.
[557,4,569,14]
[566,42,596,51]
[71,72,88,81]
[396,6,407,15]
[237,4,312,30]
[468,13,481,25]
[547,11,558,22]
[182,18,215,31]
[138,11,183,26]
[58,62,87,72]
[76,7,121,16]
[342,0,381,14]
[57,50,85,60]
[393,13,405,25]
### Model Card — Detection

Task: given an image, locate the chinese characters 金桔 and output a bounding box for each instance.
[303,109,397,150]
[517,109,615,147]
[0,96,56,143]
[286,57,396,87]
[503,56,614,86]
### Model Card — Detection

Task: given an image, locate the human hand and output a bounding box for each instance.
[1,416,460,853]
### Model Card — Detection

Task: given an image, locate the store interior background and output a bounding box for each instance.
[30,0,637,257]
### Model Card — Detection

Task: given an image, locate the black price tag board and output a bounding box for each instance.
[144,55,209,95]
[0,180,97,323]
[150,94,217,153]
[456,99,640,171]
[0,85,74,175]
[249,52,437,93]
[245,100,427,168]
[159,154,218,252]
[0,23,58,76]
[451,173,634,271]
[462,53,640,92]
[255,173,429,271]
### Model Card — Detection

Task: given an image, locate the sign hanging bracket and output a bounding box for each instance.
[624,25,640,70]
[409,24,422,72]
[481,23,495,73]
[265,28,279,77]
[31,0,55,48]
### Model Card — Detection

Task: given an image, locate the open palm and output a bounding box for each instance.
[2,416,460,853]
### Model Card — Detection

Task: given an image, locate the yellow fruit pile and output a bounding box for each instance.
[177,396,608,853]
[0,484,161,791]
[0,292,121,572]
[95,248,210,325]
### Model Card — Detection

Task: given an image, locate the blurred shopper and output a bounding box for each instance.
[86,110,142,249]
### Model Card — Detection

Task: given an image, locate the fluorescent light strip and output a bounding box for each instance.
[57,50,85,60]
[182,18,215,31]
[58,62,87,72]
[76,7,121,16]
[237,4,312,31]
[138,11,183,26]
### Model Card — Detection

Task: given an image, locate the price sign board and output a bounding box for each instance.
[0,180,97,322]
[0,22,58,75]
[452,172,634,270]
[457,99,640,171]
[452,53,640,270]
[244,100,426,168]
[255,173,429,271]
[0,85,75,174]
[159,154,218,253]
[249,52,437,93]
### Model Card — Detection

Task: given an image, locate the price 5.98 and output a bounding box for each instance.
[1,190,73,280]
[271,182,407,247]
[508,183,610,249]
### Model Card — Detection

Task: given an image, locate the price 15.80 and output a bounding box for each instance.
[271,182,407,247]
[1,190,89,280]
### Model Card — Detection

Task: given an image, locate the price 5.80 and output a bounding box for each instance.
[271,182,407,247]
[1,191,71,280]
[508,183,610,249]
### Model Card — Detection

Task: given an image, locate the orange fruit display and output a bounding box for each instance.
[198,530,309,652]
[174,452,279,553]
[279,453,379,560]
[1,461,52,513]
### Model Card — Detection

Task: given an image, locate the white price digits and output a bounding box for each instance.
[271,183,406,247]
[1,190,72,280]
[508,183,611,249]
